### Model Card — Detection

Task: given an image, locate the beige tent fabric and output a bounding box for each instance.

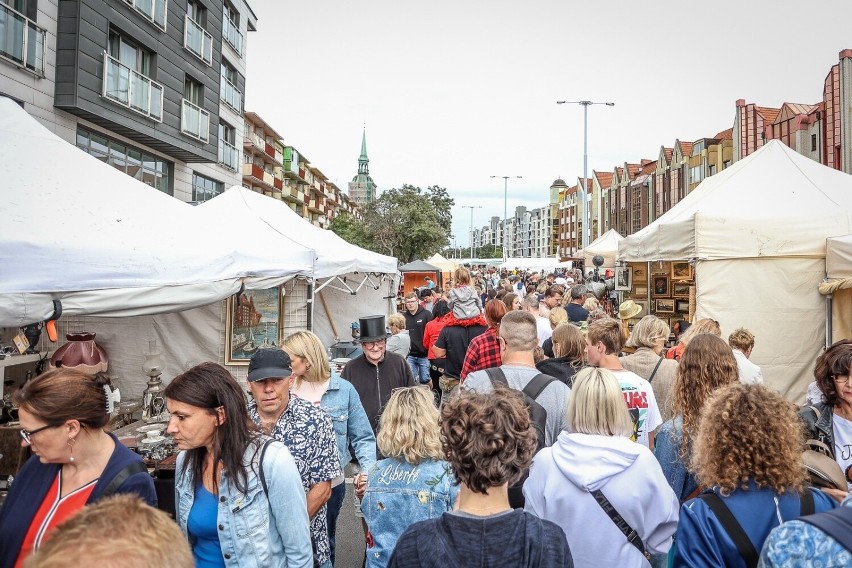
[826,235,852,279]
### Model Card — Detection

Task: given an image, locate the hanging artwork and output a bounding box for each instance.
[225,287,283,365]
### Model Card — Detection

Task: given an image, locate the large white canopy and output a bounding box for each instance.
[0,97,314,326]
[498,257,562,270]
[619,140,852,262]
[582,228,624,268]
[827,234,852,280]
[195,186,398,280]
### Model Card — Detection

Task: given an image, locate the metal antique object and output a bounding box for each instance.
[141,340,166,423]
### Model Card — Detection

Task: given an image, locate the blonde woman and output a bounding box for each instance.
[537,323,586,387]
[386,313,411,358]
[542,307,568,357]
[282,331,377,566]
[620,315,679,422]
[362,387,457,568]
[524,367,679,568]
[673,384,836,567]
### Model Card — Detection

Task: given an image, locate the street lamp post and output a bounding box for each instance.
[490,175,522,262]
[556,100,614,251]
[461,205,482,261]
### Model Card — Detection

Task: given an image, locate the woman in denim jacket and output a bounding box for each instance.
[362,386,458,568]
[165,363,313,568]
[283,330,377,565]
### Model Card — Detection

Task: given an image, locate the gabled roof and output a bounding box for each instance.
[756,105,781,123]
[595,171,613,188]
[640,161,657,175]
[713,128,733,141]
[674,140,694,158]
[658,146,673,166]
[775,102,819,123]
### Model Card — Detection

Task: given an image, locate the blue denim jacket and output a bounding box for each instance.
[654,416,699,502]
[362,458,457,568]
[175,440,313,568]
[321,372,377,472]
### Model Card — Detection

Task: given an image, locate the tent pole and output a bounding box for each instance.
[308,257,316,332]
[826,293,833,349]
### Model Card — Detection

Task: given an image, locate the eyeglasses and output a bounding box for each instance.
[833,374,852,384]
[19,423,62,444]
[362,340,386,350]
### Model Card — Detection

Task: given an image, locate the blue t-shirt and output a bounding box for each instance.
[187,484,225,568]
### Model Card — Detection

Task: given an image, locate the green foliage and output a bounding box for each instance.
[331,184,455,263]
[442,244,503,260]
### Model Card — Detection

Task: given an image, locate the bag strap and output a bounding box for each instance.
[800,488,815,517]
[590,489,646,555]
[698,493,758,568]
[259,439,273,494]
[101,460,148,498]
[647,357,664,384]
[485,366,507,387]
[522,373,557,401]
[799,506,852,553]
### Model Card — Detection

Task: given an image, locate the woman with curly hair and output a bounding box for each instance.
[362,387,457,568]
[654,333,739,503]
[389,388,572,567]
[798,339,852,503]
[672,383,836,567]
[524,367,678,568]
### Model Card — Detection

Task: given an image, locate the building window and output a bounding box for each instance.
[104,30,163,120]
[218,122,238,170]
[220,62,242,113]
[0,0,45,76]
[222,2,242,55]
[76,126,171,194]
[184,0,212,65]
[181,76,209,141]
[811,134,818,152]
[122,0,167,31]
[631,186,642,234]
[192,172,224,202]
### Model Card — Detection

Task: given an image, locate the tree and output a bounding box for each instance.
[332,184,454,263]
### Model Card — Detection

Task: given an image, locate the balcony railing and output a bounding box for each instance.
[218,139,238,171]
[222,14,242,55]
[183,15,212,66]
[0,3,46,77]
[219,76,241,113]
[102,52,163,121]
[180,98,210,142]
[123,0,168,31]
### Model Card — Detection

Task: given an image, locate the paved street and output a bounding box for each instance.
[335,479,366,568]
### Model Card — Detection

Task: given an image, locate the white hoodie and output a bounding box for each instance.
[524,431,679,568]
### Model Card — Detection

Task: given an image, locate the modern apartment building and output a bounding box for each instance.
[0,0,256,202]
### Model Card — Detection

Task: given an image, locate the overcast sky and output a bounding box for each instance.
[244,0,852,247]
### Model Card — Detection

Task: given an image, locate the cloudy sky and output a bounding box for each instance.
[244,0,852,247]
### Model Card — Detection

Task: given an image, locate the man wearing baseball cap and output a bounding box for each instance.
[247,348,341,568]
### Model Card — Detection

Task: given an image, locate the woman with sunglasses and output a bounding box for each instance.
[0,369,156,568]
[362,386,457,567]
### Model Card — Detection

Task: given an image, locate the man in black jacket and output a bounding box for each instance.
[402,293,433,386]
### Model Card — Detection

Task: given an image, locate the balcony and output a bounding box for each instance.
[219,76,242,113]
[184,15,212,66]
[218,139,238,171]
[180,98,210,142]
[222,14,242,56]
[102,52,164,121]
[123,0,168,32]
[0,3,45,77]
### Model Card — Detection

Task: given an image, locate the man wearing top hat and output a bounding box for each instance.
[341,315,417,436]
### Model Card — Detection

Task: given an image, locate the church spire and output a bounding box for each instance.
[358,127,369,175]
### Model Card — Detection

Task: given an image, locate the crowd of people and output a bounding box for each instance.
[2,264,852,567]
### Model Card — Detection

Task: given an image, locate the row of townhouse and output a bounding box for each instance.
[474,48,852,260]
[0,0,358,228]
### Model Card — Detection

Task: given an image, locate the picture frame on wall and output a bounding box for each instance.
[652,275,670,297]
[632,264,647,282]
[676,300,690,313]
[672,282,690,297]
[671,261,693,281]
[225,286,283,365]
[633,286,648,299]
[655,298,676,313]
[615,266,632,291]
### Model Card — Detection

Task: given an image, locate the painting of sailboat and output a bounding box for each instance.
[225,286,283,364]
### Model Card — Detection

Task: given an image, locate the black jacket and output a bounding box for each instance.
[799,402,836,457]
[536,356,584,388]
[341,351,416,434]
[403,306,433,358]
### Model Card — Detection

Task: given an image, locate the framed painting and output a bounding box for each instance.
[672,282,691,297]
[633,286,648,299]
[676,299,690,313]
[652,275,670,297]
[671,261,693,281]
[615,266,632,291]
[655,298,676,313]
[632,264,647,282]
[225,286,283,365]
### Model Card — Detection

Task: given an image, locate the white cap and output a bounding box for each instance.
[555,277,568,286]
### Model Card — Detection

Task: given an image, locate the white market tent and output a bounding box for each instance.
[0,97,314,327]
[582,229,624,268]
[619,140,852,401]
[498,257,563,271]
[820,234,852,343]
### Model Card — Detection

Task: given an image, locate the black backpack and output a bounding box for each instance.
[484,367,556,509]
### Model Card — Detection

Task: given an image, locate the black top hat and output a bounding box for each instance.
[358,315,391,343]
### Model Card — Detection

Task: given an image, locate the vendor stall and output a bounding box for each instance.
[399,260,442,295]
[820,234,852,345]
[619,140,852,402]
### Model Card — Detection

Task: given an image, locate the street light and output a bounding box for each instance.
[490,175,522,262]
[461,205,482,261]
[556,100,614,251]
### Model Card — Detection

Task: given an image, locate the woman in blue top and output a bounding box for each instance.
[282,330,377,566]
[165,362,313,568]
[362,386,458,568]
[673,383,837,567]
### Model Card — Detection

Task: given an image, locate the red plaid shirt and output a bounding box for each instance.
[460,328,501,381]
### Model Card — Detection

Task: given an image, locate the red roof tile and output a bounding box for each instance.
[640,161,656,175]
[756,106,781,123]
[595,171,613,187]
[713,128,733,141]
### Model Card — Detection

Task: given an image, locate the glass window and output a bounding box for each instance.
[192,172,224,202]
